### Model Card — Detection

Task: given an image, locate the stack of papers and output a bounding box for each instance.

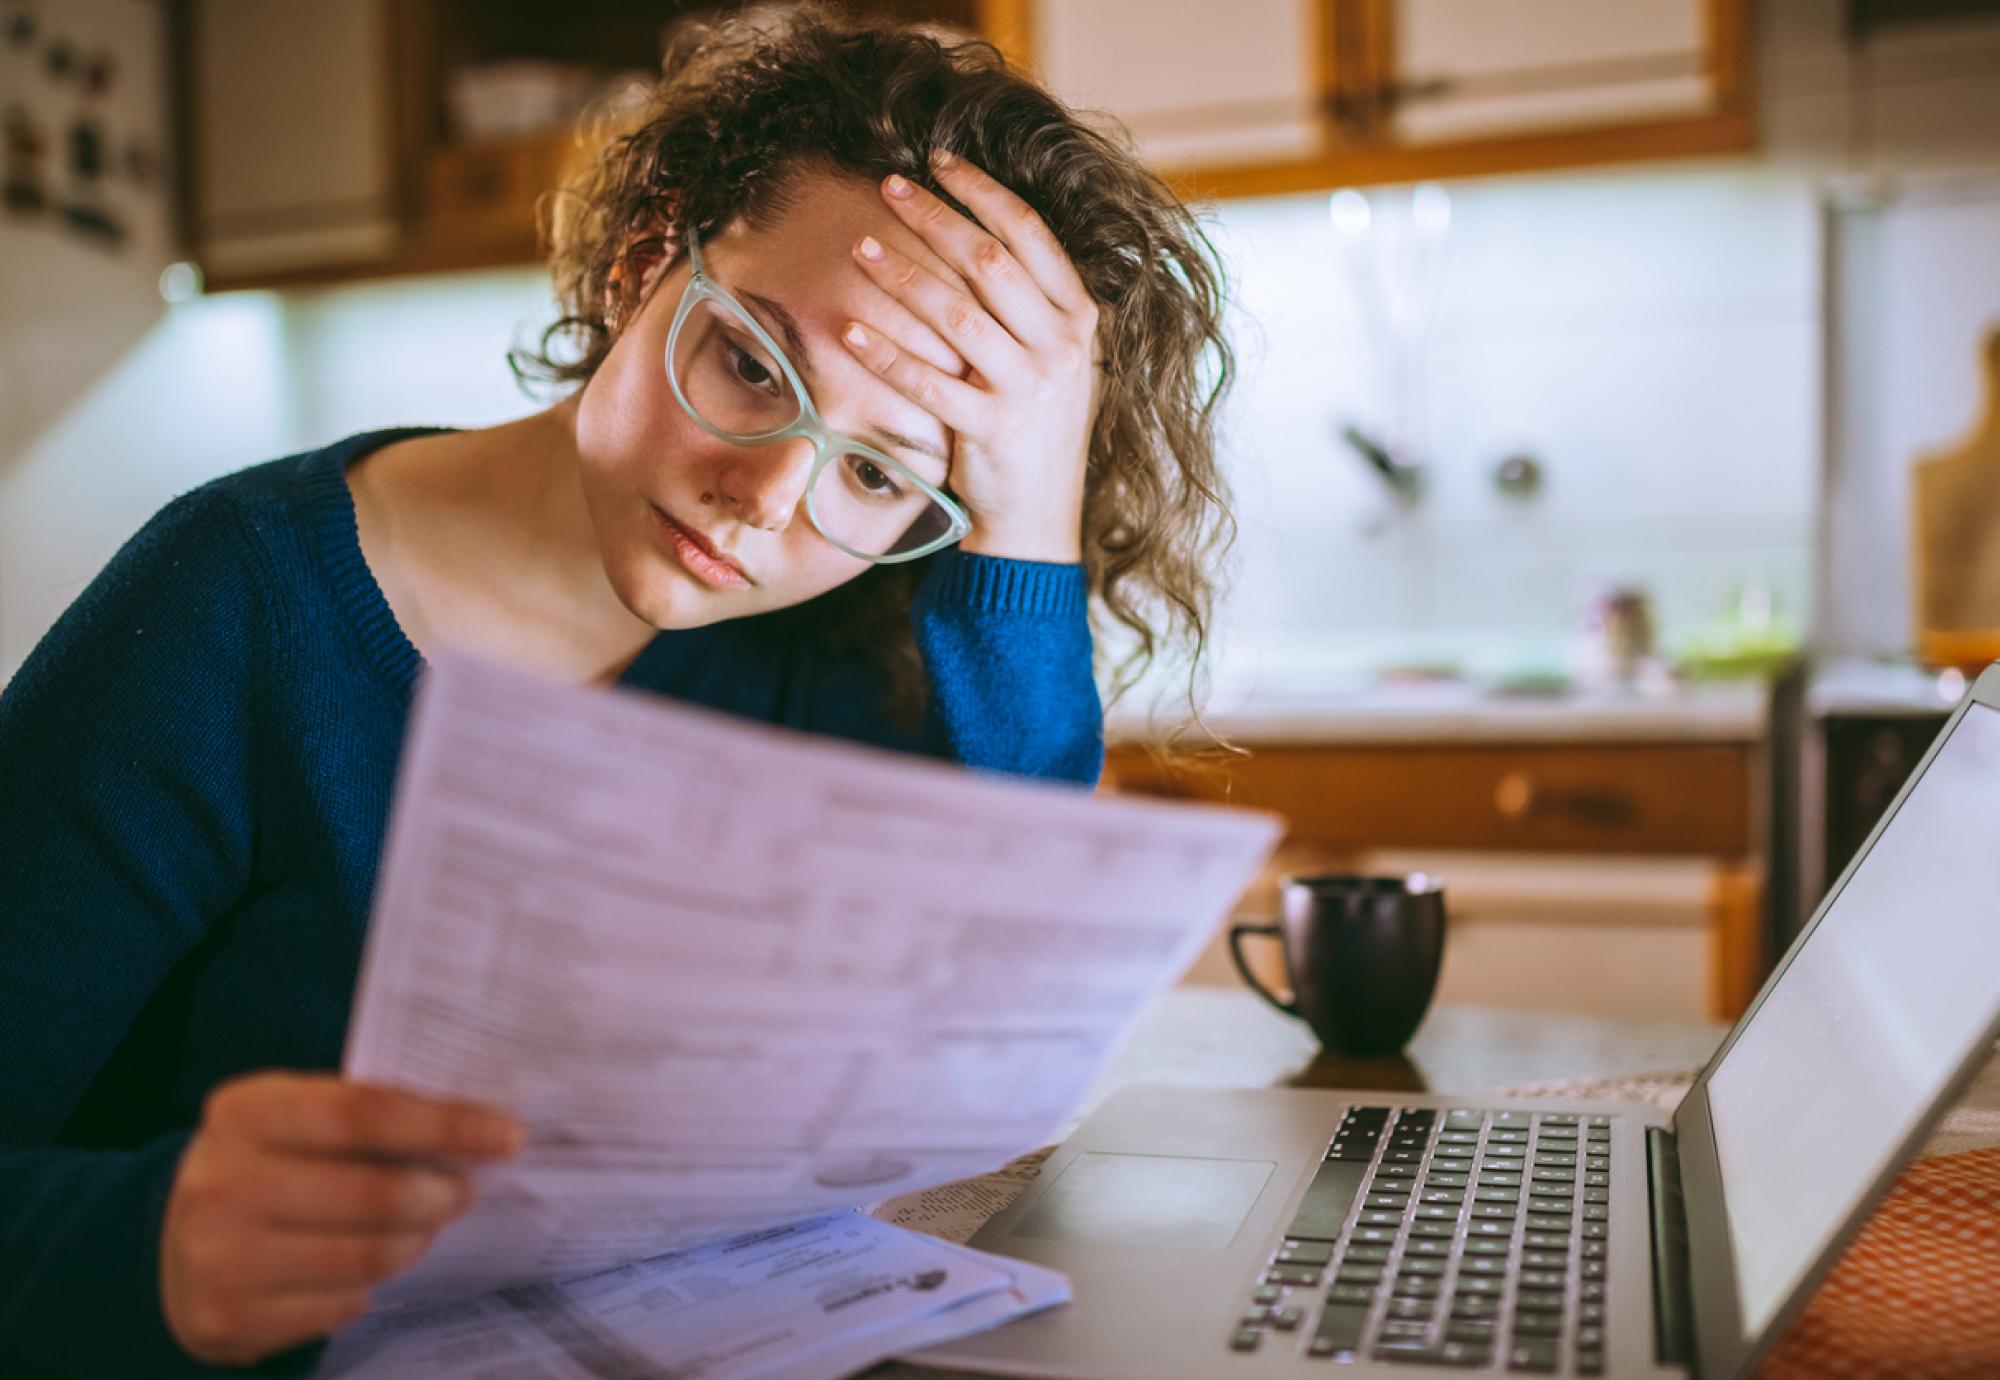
[318,650,1279,1379]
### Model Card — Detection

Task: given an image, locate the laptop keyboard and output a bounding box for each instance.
[1230,1106,1614,1373]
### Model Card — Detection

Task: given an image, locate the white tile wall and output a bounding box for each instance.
[1187,165,1823,692]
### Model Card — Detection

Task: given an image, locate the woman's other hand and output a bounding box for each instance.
[844,153,1101,565]
[160,1071,523,1367]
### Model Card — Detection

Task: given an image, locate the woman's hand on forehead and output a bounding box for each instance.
[840,153,1099,566]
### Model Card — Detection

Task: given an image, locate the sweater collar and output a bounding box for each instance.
[303,427,699,703]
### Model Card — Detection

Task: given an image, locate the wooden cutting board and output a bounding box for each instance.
[1912,327,2000,672]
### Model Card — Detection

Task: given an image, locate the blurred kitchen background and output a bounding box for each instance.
[5,0,1999,1025]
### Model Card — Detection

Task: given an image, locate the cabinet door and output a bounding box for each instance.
[1028,0,1325,169]
[1386,0,1718,143]
[187,0,399,279]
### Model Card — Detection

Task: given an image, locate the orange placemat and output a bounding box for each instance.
[1755,1144,2000,1380]
[1499,1054,2000,1379]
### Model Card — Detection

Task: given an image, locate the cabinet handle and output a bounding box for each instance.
[1494,771,1537,820]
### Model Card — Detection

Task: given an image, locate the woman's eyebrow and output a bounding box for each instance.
[738,288,948,467]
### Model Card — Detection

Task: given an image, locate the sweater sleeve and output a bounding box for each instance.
[0,486,267,1377]
[908,550,1102,785]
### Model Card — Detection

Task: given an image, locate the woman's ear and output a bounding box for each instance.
[605,231,679,331]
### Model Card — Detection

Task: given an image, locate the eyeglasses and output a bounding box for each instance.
[663,234,971,564]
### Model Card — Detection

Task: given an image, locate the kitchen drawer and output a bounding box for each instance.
[417,136,576,256]
[1107,741,1755,856]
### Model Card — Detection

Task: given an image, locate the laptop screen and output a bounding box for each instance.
[1704,699,2000,1336]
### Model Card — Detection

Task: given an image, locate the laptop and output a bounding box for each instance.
[911,664,2000,1379]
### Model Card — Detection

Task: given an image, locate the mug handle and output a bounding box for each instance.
[1228,921,1298,1016]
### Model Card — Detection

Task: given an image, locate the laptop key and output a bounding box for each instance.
[1229,1327,1261,1352]
[1459,1257,1507,1276]
[1273,1306,1303,1331]
[1400,1258,1448,1277]
[1515,1290,1564,1312]
[1327,1283,1377,1305]
[1252,1284,1282,1305]
[1511,1314,1562,1338]
[1507,1336,1559,1372]
[1285,1160,1369,1241]
[1309,1304,1368,1358]
[1413,1221,1457,1238]
[1336,1264,1384,1284]
[1266,1266,1321,1286]
[1405,1238,1451,1257]
[1465,1238,1511,1257]
[1346,1243,1392,1263]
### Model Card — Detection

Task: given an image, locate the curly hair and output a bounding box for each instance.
[512,3,1234,740]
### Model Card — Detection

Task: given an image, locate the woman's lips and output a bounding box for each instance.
[649,505,752,590]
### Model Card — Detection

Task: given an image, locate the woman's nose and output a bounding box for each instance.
[715,437,817,531]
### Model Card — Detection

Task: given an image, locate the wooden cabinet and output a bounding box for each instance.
[180,0,402,281]
[1109,740,1752,856]
[992,0,1753,199]
[176,0,982,290]
[1110,736,1767,1020]
[176,1,1754,289]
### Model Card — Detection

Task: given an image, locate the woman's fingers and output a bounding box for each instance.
[205,1072,523,1162]
[876,172,1069,351]
[252,1226,440,1291]
[925,154,1096,318]
[841,322,984,434]
[248,1155,473,1232]
[853,233,1023,384]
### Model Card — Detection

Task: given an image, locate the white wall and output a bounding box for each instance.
[0,270,554,682]
[1196,165,1821,690]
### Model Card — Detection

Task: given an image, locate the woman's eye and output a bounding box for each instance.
[848,456,904,497]
[721,337,778,392]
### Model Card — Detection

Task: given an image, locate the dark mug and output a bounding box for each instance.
[1228,873,1447,1056]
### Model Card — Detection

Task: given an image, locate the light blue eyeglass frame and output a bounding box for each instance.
[664,234,971,564]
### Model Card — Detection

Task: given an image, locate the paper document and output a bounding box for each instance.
[316,1211,1070,1380]
[343,648,1281,1312]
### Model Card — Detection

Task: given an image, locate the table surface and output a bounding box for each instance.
[1090,985,1728,1110]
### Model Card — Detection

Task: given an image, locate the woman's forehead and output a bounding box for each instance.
[710,173,967,306]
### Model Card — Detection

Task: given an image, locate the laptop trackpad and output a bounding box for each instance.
[1011,1152,1277,1250]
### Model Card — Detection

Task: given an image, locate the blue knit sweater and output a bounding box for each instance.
[0,427,1101,1378]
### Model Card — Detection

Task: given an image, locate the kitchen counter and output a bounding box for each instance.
[1108,677,1769,746]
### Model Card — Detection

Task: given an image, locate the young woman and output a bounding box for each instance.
[0,8,1232,1374]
